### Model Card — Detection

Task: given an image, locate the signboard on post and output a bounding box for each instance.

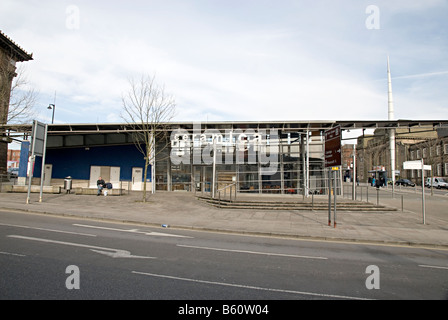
[26,120,48,204]
[30,120,46,157]
[402,160,431,224]
[403,160,431,171]
[325,126,341,228]
[325,126,341,168]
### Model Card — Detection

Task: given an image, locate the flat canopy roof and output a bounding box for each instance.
[2,119,448,137]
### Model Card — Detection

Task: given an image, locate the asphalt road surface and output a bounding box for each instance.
[1,209,447,301]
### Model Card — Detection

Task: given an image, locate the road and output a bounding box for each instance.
[1,209,447,302]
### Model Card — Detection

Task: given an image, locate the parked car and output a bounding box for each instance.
[425,177,448,189]
[395,179,415,187]
[7,167,19,179]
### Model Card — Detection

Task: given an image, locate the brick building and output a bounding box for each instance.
[357,126,448,185]
[7,148,20,168]
[0,30,33,175]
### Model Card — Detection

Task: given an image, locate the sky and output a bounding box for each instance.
[1,0,448,128]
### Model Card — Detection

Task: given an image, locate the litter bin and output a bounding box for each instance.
[64,176,73,194]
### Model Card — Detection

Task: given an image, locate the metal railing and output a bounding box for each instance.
[216,182,238,205]
[342,183,426,211]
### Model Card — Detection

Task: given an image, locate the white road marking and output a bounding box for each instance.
[419,264,448,270]
[132,271,369,300]
[0,222,96,237]
[73,223,193,238]
[90,249,154,259]
[0,251,26,257]
[177,244,328,260]
[7,235,156,259]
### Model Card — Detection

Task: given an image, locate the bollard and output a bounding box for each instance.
[401,194,404,212]
[312,193,314,211]
[367,186,369,203]
[376,188,379,206]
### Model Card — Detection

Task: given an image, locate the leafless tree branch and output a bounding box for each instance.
[1,64,38,124]
[121,74,176,202]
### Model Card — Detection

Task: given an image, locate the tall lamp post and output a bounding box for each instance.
[48,104,55,124]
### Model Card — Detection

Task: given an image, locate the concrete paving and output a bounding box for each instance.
[0,186,447,248]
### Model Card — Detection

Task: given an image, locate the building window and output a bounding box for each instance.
[423,148,427,158]
[436,145,441,156]
[410,150,415,160]
[444,144,448,155]
[445,163,448,176]
[429,146,434,157]
[437,163,442,176]
[416,149,421,159]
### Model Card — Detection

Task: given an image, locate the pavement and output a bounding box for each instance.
[0,186,448,249]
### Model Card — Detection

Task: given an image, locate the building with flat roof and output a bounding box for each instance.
[2,119,447,195]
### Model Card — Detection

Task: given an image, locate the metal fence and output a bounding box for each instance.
[342,183,422,211]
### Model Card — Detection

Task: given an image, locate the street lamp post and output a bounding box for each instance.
[48,104,55,124]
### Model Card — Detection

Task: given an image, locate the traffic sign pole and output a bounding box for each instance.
[328,168,331,226]
[26,122,38,204]
[422,159,425,225]
[325,126,341,228]
[403,160,430,224]
[333,169,337,228]
[26,120,47,204]
[39,124,48,202]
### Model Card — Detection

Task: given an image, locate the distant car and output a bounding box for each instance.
[395,179,415,187]
[425,177,448,189]
[7,167,19,179]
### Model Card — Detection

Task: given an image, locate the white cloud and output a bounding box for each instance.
[1,0,446,125]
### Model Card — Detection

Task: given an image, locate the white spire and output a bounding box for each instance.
[387,56,396,189]
[387,56,394,120]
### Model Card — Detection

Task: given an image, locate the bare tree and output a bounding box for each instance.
[1,64,38,124]
[121,74,176,202]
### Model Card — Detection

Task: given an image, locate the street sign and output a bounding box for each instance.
[402,159,430,225]
[325,126,341,228]
[26,120,48,204]
[403,160,431,171]
[30,120,46,157]
[325,126,341,168]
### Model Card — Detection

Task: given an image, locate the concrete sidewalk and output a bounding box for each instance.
[0,190,447,249]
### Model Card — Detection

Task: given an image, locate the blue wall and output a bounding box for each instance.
[32,145,149,181]
[18,141,30,178]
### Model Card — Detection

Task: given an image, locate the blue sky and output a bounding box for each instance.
[1,0,447,126]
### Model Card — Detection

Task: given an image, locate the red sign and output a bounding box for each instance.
[325,126,341,168]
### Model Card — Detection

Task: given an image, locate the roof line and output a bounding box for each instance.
[0,30,33,61]
[2,120,448,135]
